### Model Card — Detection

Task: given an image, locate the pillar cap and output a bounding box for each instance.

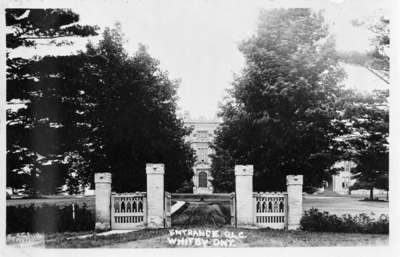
[146,163,165,174]
[95,173,112,183]
[286,175,303,185]
[234,165,254,176]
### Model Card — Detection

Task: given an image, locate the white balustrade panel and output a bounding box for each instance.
[111,192,146,229]
[253,192,287,229]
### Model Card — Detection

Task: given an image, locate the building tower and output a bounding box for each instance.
[184,114,220,194]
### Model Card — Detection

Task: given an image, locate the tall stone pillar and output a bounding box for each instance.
[146,163,165,228]
[235,165,254,227]
[95,173,112,231]
[286,175,303,230]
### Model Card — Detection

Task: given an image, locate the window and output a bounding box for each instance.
[197,147,208,162]
[196,130,209,140]
[199,171,207,188]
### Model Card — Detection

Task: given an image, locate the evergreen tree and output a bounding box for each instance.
[79,26,195,192]
[6,9,98,197]
[7,17,195,195]
[211,9,345,192]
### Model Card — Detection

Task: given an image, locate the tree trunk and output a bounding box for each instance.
[30,167,38,198]
[369,187,374,200]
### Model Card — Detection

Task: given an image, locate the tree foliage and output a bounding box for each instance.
[369,17,389,73]
[7,10,194,196]
[75,26,195,192]
[338,90,389,199]
[211,9,345,192]
[6,9,98,49]
[6,9,98,196]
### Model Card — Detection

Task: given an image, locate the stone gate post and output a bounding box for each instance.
[146,163,165,228]
[286,175,303,230]
[235,165,254,227]
[95,172,112,231]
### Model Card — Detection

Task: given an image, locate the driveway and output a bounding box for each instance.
[303,196,388,216]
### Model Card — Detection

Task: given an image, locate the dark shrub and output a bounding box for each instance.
[6,203,94,234]
[300,208,388,234]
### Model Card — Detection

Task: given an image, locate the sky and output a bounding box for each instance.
[8,0,391,119]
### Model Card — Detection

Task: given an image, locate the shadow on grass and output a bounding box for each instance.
[45,228,169,248]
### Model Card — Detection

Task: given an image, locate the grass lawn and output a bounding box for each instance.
[40,227,388,248]
[6,195,95,210]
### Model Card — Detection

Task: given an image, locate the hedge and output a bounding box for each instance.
[300,208,389,234]
[7,203,94,234]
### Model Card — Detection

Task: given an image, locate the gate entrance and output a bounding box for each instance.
[95,164,302,231]
[171,193,236,227]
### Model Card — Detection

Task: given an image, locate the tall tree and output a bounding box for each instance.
[8,12,195,195]
[79,26,195,192]
[337,90,389,199]
[6,9,98,197]
[211,9,345,192]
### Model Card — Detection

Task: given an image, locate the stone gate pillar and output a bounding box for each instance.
[95,172,112,231]
[235,165,254,227]
[286,175,303,230]
[146,163,165,228]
